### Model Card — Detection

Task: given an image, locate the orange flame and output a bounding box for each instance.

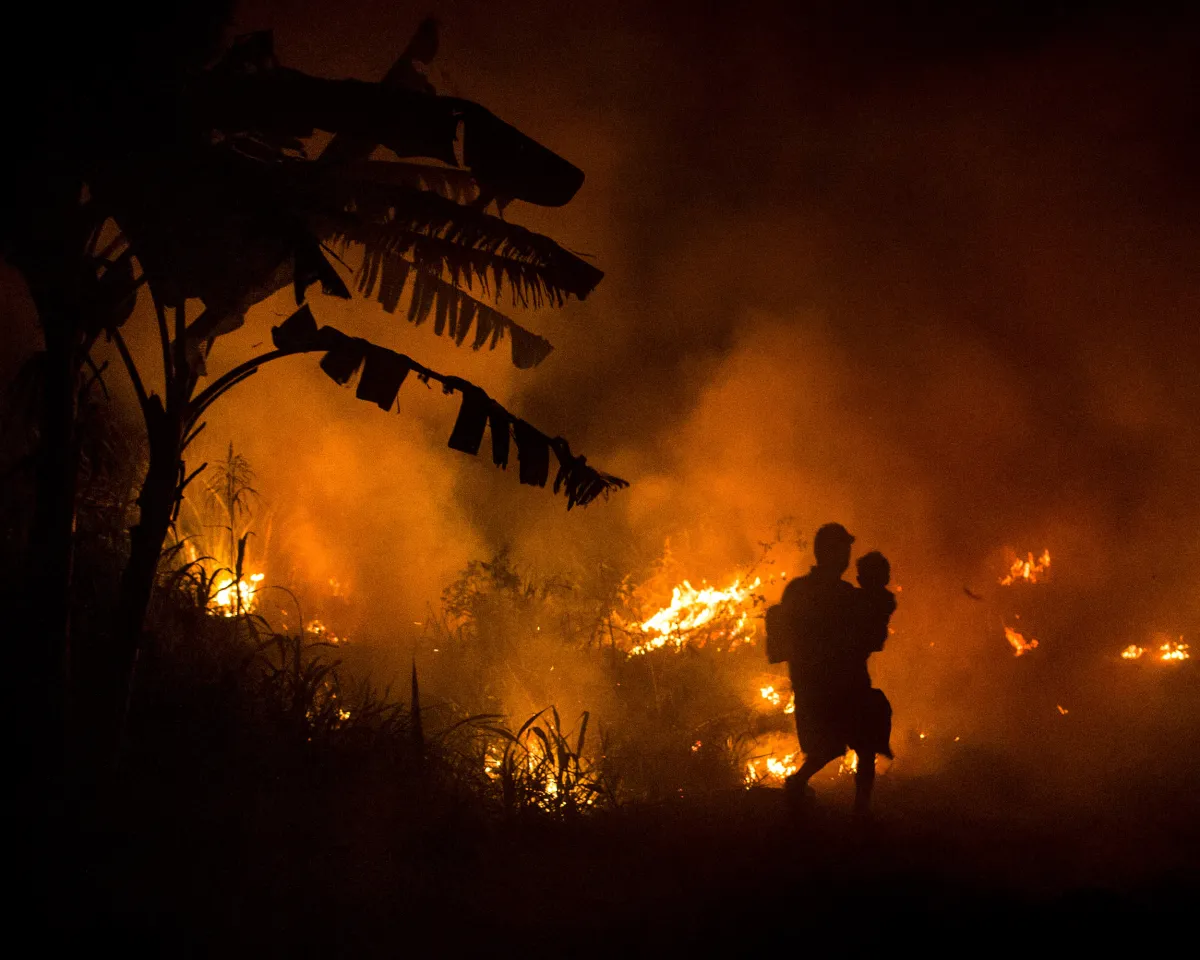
[758,684,795,715]
[744,751,800,786]
[1121,638,1190,662]
[307,618,348,644]
[1004,624,1039,656]
[1000,549,1052,586]
[210,572,264,617]
[629,577,761,655]
[1159,638,1190,662]
[743,747,865,788]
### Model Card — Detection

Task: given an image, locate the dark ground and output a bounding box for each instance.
[56,761,1197,956]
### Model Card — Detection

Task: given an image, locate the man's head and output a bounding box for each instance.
[813,522,854,574]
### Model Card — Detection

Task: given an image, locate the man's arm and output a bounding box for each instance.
[781,578,814,665]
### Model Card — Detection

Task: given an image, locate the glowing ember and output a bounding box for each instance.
[1121,644,1146,660]
[307,618,348,644]
[629,577,761,655]
[1004,624,1039,657]
[758,684,796,714]
[1056,705,1069,715]
[1159,638,1190,662]
[1000,549,1051,586]
[210,572,264,617]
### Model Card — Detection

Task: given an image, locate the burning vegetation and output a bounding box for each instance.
[1004,624,1040,657]
[1000,550,1052,586]
[1119,638,1190,663]
[744,750,800,786]
[151,495,1197,808]
[129,462,1198,814]
[479,708,612,815]
[758,685,795,714]
[1158,637,1190,662]
[210,571,265,617]
[626,577,762,655]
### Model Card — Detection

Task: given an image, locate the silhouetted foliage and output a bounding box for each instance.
[2,13,625,782]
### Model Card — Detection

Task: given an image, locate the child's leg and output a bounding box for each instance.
[853,747,875,814]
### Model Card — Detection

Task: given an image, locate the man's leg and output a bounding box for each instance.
[785,747,842,800]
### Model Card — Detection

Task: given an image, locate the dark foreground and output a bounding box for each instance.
[46,762,1197,957]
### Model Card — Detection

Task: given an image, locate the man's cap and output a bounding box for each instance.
[814,522,855,549]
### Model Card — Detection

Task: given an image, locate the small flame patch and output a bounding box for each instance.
[1004,624,1039,657]
[1000,550,1051,586]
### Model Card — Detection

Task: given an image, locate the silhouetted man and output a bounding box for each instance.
[781,522,878,811]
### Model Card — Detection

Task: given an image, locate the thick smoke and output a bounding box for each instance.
[10,1,1189,798]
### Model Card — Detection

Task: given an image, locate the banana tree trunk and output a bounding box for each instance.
[9,176,94,794]
[105,398,180,766]
[19,317,80,791]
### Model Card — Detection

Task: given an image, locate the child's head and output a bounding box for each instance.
[856,551,891,590]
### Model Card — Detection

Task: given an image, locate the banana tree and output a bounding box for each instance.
[6,18,625,770]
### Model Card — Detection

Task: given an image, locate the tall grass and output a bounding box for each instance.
[481,707,616,817]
